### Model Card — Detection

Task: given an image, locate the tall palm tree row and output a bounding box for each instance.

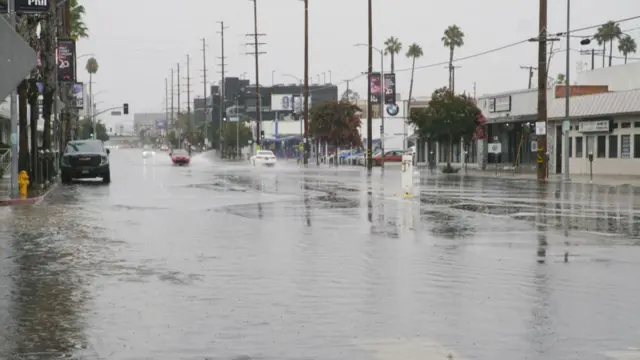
[13,0,89,179]
[594,21,622,67]
[442,25,464,92]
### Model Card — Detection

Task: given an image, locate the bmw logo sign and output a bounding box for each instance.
[386,103,399,116]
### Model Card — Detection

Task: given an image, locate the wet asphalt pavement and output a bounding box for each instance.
[1,149,640,359]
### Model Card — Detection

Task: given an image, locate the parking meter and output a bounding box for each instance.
[588,152,594,181]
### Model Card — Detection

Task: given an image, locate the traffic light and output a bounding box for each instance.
[123,103,129,114]
[260,130,265,139]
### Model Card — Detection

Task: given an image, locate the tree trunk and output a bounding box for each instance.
[29,82,39,183]
[602,43,606,67]
[18,81,30,172]
[608,41,613,67]
[625,54,628,64]
[390,54,395,74]
[448,47,454,90]
[447,134,452,168]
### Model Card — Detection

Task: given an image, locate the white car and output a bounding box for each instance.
[250,150,277,166]
[142,149,156,158]
[160,145,169,151]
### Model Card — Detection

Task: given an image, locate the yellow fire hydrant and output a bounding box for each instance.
[18,171,29,199]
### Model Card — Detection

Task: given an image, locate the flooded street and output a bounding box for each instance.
[0,149,639,359]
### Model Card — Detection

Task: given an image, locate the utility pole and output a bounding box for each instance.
[177,63,181,117]
[563,0,571,182]
[535,0,548,182]
[247,1,266,149]
[218,21,229,155]
[170,68,174,129]
[165,77,169,136]
[185,54,192,143]
[345,80,350,101]
[303,0,309,164]
[366,0,373,170]
[520,66,538,89]
[201,38,209,147]
[9,0,17,196]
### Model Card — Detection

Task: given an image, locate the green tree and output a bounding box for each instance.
[618,35,637,64]
[217,121,252,150]
[556,73,566,84]
[384,36,402,73]
[405,43,423,118]
[408,87,481,168]
[595,21,622,67]
[79,118,108,141]
[309,100,362,149]
[69,0,88,40]
[442,25,464,91]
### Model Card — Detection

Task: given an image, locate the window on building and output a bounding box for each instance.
[634,121,640,128]
[635,135,640,158]
[621,135,631,158]
[597,136,606,158]
[621,122,631,128]
[586,136,594,156]
[609,135,618,158]
[568,137,573,157]
[613,122,619,129]
[575,136,583,157]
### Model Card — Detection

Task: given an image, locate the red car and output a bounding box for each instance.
[371,150,404,166]
[171,149,190,165]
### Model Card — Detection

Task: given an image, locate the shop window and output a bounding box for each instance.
[621,135,631,158]
[568,137,573,157]
[634,135,640,158]
[597,136,606,158]
[634,121,640,128]
[575,136,583,157]
[608,135,618,158]
[621,122,631,128]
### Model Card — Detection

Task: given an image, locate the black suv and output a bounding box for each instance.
[60,139,111,184]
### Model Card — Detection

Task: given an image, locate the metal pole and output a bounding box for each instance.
[380,49,385,167]
[220,21,226,154]
[202,38,208,147]
[165,78,169,138]
[170,69,174,129]
[90,73,96,138]
[299,81,303,139]
[303,0,309,164]
[563,0,571,182]
[235,96,239,157]
[9,0,17,197]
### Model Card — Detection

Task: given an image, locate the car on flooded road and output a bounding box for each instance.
[60,139,111,184]
[250,150,276,167]
[170,149,190,165]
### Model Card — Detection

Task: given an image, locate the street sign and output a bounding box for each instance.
[530,140,538,152]
[0,16,37,99]
[248,139,253,144]
[489,142,502,154]
[111,111,122,116]
[535,121,546,135]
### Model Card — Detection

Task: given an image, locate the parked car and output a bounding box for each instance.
[370,150,405,166]
[60,139,111,184]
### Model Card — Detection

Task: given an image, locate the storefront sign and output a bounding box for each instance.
[621,135,631,158]
[578,120,609,132]
[488,95,511,113]
[535,121,546,135]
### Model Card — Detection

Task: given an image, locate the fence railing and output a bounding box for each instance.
[0,149,11,177]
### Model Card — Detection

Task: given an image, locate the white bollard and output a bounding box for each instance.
[401,154,414,198]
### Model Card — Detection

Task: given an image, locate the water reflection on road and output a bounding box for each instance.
[0,149,638,359]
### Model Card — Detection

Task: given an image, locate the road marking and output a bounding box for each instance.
[354,337,463,360]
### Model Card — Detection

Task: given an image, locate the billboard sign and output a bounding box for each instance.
[383,73,396,105]
[1,0,50,13]
[57,39,75,82]
[72,82,83,109]
[155,118,165,129]
[369,73,382,104]
[271,94,293,111]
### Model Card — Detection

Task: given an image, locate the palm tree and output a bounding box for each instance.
[442,25,464,91]
[618,35,637,64]
[405,43,423,119]
[384,36,402,73]
[85,57,98,138]
[595,21,622,67]
[69,0,89,40]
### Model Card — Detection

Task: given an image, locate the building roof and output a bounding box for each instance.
[549,88,640,120]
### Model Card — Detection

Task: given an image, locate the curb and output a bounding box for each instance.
[0,180,60,207]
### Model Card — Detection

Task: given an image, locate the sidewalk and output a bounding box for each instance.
[0,179,59,206]
[450,168,640,187]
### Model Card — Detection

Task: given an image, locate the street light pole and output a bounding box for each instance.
[8,0,18,197]
[380,49,385,168]
[303,0,309,165]
[563,0,571,182]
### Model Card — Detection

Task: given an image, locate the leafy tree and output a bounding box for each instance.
[409,88,481,168]
[341,89,359,102]
[309,100,362,149]
[595,21,622,67]
[70,0,88,40]
[217,121,252,150]
[79,118,108,141]
[384,36,402,73]
[556,73,566,84]
[405,43,423,119]
[618,35,637,64]
[442,25,464,90]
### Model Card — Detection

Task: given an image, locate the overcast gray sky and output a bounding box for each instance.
[76,0,640,129]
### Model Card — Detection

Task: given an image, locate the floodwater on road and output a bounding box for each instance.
[0,148,639,359]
